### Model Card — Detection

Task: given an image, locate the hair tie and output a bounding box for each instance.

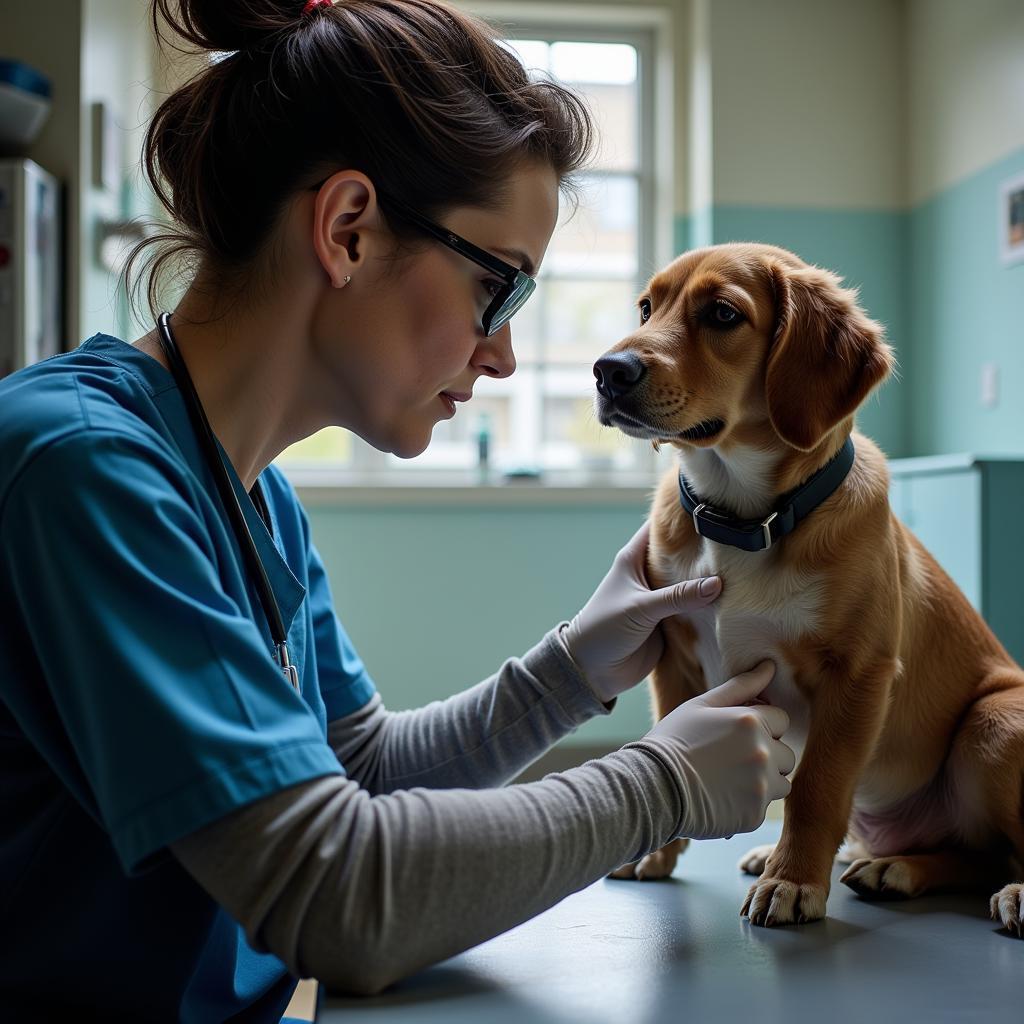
[302,0,334,14]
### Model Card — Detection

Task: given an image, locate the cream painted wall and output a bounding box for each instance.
[708,0,906,209]
[907,0,1024,204]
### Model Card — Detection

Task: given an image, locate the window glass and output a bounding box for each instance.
[550,42,638,172]
[544,278,639,364]
[541,365,638,470]
[546,174,638,278]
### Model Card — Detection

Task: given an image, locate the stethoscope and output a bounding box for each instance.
[156,312,301,693]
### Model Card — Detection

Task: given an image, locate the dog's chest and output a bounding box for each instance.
[658,539,824,763]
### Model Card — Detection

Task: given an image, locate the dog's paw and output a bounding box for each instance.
[989,883,1024,937]
[737,843,775,876]
[839,856,927,899]
[609,839,688,881]
[740,877,828,926]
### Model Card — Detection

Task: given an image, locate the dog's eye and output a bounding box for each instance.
[639,299,652,324]
[704,300,743,328]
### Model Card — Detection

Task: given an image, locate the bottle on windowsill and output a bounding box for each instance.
[476,411,492,485]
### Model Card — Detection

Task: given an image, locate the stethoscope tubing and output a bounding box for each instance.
[156,312,300,692]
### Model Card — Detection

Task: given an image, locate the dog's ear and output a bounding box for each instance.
[765,261,893,452]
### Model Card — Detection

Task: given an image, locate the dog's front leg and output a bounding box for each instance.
[609,615,708,881]
[741,656,898,926]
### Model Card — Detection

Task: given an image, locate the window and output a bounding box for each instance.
[278,11,670,484]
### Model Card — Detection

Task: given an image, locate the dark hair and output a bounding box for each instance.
[123,0,595,324]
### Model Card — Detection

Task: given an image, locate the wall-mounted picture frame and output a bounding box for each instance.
[999,170,1024,265]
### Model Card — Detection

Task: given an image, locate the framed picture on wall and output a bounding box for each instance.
[999,170,1024,265]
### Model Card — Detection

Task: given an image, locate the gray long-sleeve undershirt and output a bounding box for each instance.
[171,627,690,996]
[323,624,615,794]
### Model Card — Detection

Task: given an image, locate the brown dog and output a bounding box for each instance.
[595,242,1024,933]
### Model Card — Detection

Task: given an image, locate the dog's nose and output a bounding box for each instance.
[593,352,646,401]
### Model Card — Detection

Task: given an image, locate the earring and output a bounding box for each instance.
[342,275,351,286]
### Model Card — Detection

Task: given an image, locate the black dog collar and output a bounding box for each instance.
[677,436,856,552]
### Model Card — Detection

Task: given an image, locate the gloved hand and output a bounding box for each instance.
[561,521,722,705]
[645,661,795,840]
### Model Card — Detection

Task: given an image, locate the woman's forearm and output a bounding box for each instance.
[328,627,612,793]
[171,736,688,997]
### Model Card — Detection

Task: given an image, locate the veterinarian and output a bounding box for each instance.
[0,0,795,1019]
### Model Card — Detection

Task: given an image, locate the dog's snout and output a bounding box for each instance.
[593,352,646,401]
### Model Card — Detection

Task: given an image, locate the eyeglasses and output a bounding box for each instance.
[379,195,536,337]
[308,179,536,336]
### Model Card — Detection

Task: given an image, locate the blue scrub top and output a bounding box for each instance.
[0,335,377,1021]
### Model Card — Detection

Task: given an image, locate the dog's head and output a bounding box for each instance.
[594,243,893,453]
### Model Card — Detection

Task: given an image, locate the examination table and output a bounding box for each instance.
[321,820,1016,1022]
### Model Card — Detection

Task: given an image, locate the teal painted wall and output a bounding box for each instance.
[675,207,713,253]
[909,144,1024,456]
[306,501,659,744]
[673,207,909,458]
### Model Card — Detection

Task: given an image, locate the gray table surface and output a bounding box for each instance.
[320,821,1018,1022]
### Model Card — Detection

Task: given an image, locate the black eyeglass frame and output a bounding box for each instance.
[308,179,536,336]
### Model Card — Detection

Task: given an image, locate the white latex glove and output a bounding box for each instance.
[561,521,723,704]
[646,661,795,840]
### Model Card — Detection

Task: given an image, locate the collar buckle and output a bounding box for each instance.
[692,502,708,536]
[692,501,778,552]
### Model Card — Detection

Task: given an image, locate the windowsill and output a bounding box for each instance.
[286,467,659,506]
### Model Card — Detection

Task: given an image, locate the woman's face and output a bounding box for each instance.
[308,163,560,458]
